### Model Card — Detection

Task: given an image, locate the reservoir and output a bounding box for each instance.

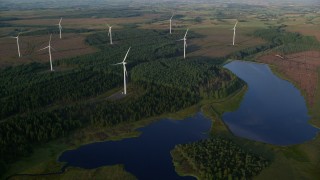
[59,113,211,180]
[223,61,318,145]
[59,61,318,179]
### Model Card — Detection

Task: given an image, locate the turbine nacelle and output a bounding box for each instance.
[177,29,188,59]
[112,47,131,95]
[11,32,21,57]
[39,34,55,71]
[169,13,174,34]
[107,24,113,44]
[11,32,21,39]
[57,18,62,39]
[170,14,174,20]
[234,21,238,28]
[232,21,238,30]
[108,27,112,36]
[232,20,238,46]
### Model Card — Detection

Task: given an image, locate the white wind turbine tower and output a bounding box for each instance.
[169,13,174,34]
[11,32,21,57]
[39,34,55,71]
[112,47,131,95]
[57,18,62,39]
[232,20,238,46]
[178,29,188,59]
[107,24,113,45]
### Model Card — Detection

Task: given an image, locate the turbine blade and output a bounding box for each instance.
[59,17,62,24]
[50,46,57,51]
[111,62,123,65]
[39,46,49,51]
[123,47,131,62]
[234,21,238,28]
[184,29,189,38]
[49,34,52,43]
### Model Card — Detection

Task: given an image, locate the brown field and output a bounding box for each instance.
[258,51,320,106]
[141,17,266,59]
[287,25,320,41]
[189,27,265,58]
[7,14,161,29]
[0,33,96,68]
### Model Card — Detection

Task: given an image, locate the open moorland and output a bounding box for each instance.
[0,0,319,179]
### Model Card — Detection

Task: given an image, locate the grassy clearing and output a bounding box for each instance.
[9,165,136,180]
[201,85,247,133]
[309,68,320,127]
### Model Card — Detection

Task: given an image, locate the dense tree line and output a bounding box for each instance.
[226,27,320,60]
[228,43,276,60]
[172,137,270,179]
[22,28,95,36]
[253,26,320,54]
[91,82,200,126]
[0,66,121,119]
[0,29,244,176]
[0,82,199,165]
[131,58,244,98]
[58,29,191,69]
[0,109,82,163]
[85,29,201,62]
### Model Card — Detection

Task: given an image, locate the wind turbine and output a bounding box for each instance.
[178,29,188,59]
[169,13,174,34]
[112,47,131,95]
[57,17,62,39]
[11,32,21,57]
[39,34,55,71]
[107,24,113,45]
[232,20,238,46]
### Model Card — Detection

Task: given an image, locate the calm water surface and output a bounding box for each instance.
[224,61,318,145]
[59,61,318,180]
[59,113,211,180]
